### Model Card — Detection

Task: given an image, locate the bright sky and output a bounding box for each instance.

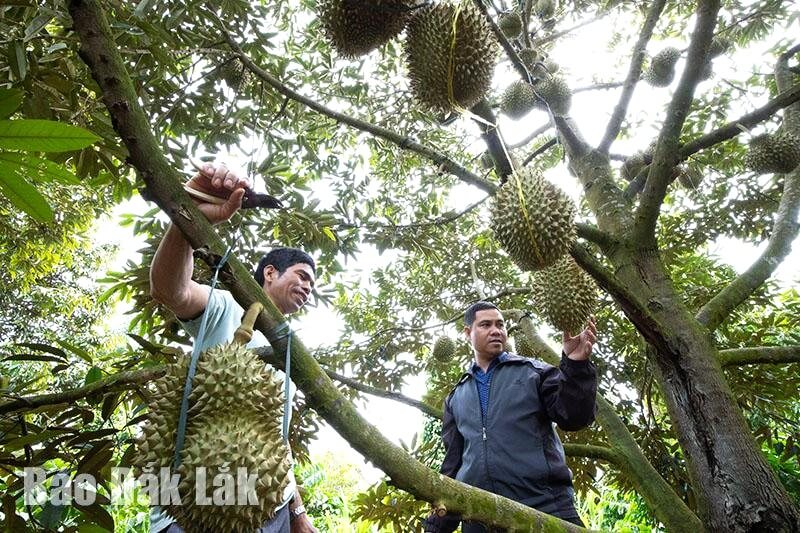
[94,7,799,484]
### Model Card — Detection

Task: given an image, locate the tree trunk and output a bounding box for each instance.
[615,249,800,531]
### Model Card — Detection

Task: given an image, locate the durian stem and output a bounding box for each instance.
[234,302,263,346]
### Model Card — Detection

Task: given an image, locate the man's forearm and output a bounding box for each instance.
[150,223,196,307]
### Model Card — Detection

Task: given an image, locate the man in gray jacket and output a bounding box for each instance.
[425,301,597,531]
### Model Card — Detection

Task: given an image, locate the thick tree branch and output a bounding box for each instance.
[719,346,800,367]
[69,2,580,529]
[576,222,615,249]
[224,37,497,195]
[777,44,800,130]
[598,0,666,153]
[471,100,514,179]
[634,0,721,245]
[696,56,800,330]
[562,443,621,463]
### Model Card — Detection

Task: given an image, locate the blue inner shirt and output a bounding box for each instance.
[471,352,508,419]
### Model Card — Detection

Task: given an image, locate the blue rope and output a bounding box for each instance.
[172,247,233,469]
[270,322,294,444]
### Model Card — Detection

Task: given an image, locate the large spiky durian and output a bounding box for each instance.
[137,341,291,532]
[498,11,523,39]
[744,133,800,174]
[500,81,537,119]
[531,255,597,334]
[432,336,457,363]
[514,328,538,357]
[404,2,498,112]
[533,76,572,115]
[319,0,414,58]
[518,48,542,71]
[644,47,681,87]
[490,167,577,271]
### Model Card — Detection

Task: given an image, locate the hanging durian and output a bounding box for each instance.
[535,0,558,19]
[644,47,681,87]
[515,328,537,357]
[677,165,704,189]
[490,167,577,271]
[319,0,414,57]
[499,11,523,39]
[136,305,292,532]
[404,2,498,112]
[533,76,572,115]
[432,336,457,363]
[745,133,800,174]
[519,48,542,71]
[500,80,537,119]
[531,255,597,335]
[621,152,647,182]
[708,35,732,58]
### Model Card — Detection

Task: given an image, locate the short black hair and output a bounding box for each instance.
[464,301,500,327]
[253,247,316,286]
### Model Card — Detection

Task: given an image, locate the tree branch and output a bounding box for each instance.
[679,84,800,160]
[719,346,800,367]
[576,222,615,249]
[471,100,514,179]
[508,121,552,149]
[562,443,621,463]
[324,369,443,419]
[69,3,579,529]
[598,0,666,153]
[521,137,557,166]
[473,0,531,82]
[531,13,606,47]
[224,36,497,195]
[634,0,721,245]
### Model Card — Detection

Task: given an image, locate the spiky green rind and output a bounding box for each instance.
[708,36,732,57]
[136,343,290,531]
[490,167,577,271]
[500,81,537,119]
[621,152,646,182]
[535,0,557,19]
[515,329,537,357]
[531,255,597,335]
[319,0,413,58]
[745,133,800,174]
[519,48,542,70]
[533,76,572,115]
[404,2,498,112]
[499,11,523,39]
[432,336,457,363]
[644,47,680,87]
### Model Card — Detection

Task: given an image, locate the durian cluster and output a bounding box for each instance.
[644,47,681,87]
[432,336,456,363]
[531,255,598,335]
[745,132,800,174]
[318,1,498,113]
[490,167,577,271]
[137,343,291,532]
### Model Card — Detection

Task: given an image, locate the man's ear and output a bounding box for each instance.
[463,325,471,340]
[262,264,277,284]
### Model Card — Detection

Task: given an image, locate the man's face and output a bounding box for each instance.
[465,308,507,359]
[261,262,316,315]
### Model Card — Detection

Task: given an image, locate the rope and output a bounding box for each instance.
[268,322,295,443]
[172,246,234,469]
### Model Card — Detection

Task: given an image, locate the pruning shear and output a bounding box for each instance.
[184,157,283,210]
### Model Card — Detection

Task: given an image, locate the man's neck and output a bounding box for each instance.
[474,352,501,372]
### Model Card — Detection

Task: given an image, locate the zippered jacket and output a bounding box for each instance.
[436,353,597,528]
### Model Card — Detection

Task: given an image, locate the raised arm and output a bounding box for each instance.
[149,163,249,319]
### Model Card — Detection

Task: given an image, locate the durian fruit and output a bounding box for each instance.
[219,59,245,90]
[621,152,647,182]
[432,336,457,363]
[490,167,577,271]
[708,35,732,58]
[318,0,414,58]
[404,2,498,112]
[644,47,681,87]
[136,341,291,532]
[514,328,538,357]
[677,165,704,189]
[533,76,572,115]
[498,11,523,39]
[519,48,542,70]
[500,80,537,119]
[744,133,800,174]
[531,255,597,335]
[532,58,559,77]
[480,151,495,169]
[535,0,558,19]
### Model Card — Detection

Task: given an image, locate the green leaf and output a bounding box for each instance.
[0,88,23,119]
[8,40,27,81]
[0,168,54,222]
[0,152,80,184]
[134,0,155,18]
[3,430,69,452]
[56,339,93,364]
[0,119,100,152]
[2,353,65,363]
[39,500,66,529]
[84,366,103,386]
[75,502,114,532]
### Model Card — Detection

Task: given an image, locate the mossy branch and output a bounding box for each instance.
[68,1,583,529]
[719,346,800,366]
[598,0,667,153]
[634,0,721,245]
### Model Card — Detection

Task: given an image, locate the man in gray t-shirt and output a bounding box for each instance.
[149,162,318,533]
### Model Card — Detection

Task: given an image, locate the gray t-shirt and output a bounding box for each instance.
[150,288,296,532]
